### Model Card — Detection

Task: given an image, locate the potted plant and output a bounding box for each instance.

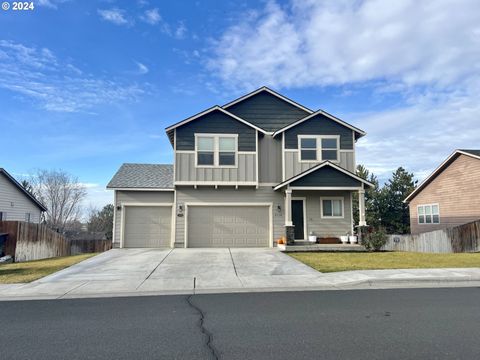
[340,232,349,244]
[349,234,358,244]
[277,237,287,250]
[308,231,317,243]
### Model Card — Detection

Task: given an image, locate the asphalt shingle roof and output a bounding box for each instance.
[459,149,480,157]
[107,163,174,189]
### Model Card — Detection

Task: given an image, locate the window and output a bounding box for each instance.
[321,198,344,218]
[0,212,4,221]
[25,213,31,223]
[299,136,339,162]
[418,204,440,224]
[195,134,238,167]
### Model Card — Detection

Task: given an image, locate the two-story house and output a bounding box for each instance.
[107,87,372,248]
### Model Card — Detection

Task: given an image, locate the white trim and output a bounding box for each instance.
[255,129,259,189]
[292,197,307,240]
[183,202,274,248]
[108,188,175,191]
[120,203,174,249]
[272,109,367,137]
[175,150,196,154]
[195,133,239,168]
[174,181,257,186]
[222,86,313,114]
[282,132,286,181]
[284,149,297,152]
[290,186,362,191]
[171,190,177,248]
[320,196,345,219]
[417,203,440,225]
[173,129,177,183]
[405,150,480,203]
[237,151,256,155]
[350,191,354,234]
[298,135,340,164]
[165,105,268,134]
[274,161,374,191]
[112,190,117,245]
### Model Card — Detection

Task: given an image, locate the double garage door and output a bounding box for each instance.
[187,205,270,248]
[123,205,270,248]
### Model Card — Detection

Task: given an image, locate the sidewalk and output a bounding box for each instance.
[2,264,480,301]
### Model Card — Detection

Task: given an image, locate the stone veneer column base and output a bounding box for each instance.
[285,225,295,245]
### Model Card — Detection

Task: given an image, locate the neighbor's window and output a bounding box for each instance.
[299,136,339,162]
[0,211,4,221]
[195,134,237,167]
[25,213,31,223]
[418,204,439,224]
[321,198,344,218]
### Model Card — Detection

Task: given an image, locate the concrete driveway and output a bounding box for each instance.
[0,248,324,299]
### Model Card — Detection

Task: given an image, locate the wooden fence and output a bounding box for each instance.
[384,220,480,253]
[0,221,111,262]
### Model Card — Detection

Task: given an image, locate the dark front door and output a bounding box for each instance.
[291,200,305,240]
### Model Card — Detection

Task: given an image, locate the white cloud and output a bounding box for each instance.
[175,22,187,39]
[0,40,147,112]
[206,0,480,183]
[37,0,70,9]
[134,61,149,75]
[142,8,162,25]
[98,8,131,26]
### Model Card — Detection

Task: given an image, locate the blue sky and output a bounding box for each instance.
[1,0,479,211]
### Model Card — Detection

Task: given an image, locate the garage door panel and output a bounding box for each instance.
[124,206,171,248]
[188,206,270,248]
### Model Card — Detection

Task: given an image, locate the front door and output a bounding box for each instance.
[291,199,305,240]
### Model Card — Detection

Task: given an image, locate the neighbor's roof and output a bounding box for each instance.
[107,164,174,190]
[404,149,480,203]
[0,168,47,211]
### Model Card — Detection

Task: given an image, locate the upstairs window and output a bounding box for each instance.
[418,204,440,224]
[299,136,339,162]
[195,134,238,167]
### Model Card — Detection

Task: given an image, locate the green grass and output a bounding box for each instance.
[288,252,480,273]
[0,253,97,284]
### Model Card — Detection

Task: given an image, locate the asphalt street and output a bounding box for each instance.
[1,288,479,359]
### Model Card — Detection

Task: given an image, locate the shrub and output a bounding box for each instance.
[363,228,387,251]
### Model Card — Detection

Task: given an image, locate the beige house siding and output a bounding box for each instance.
[0,174,42,223]
[409,154,480,234]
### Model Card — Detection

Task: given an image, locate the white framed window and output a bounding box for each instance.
[298,135,340,162]
[25,213,31,223]
[0,211,5,221]
[417,204,440,224]
[320,197,344,218]
[195,134,238,168]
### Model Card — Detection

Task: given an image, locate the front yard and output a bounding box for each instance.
[289,252,480,273]
[0,254,97,284]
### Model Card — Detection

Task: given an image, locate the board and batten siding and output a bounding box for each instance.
[284,150,355,179]
[409,154,480,234]
[175,110,256,152]
[284,114,355,150]
[293,190,353,237]
[174,186,284,247]
[175,152,256,183]
[113,190,175,247]
[0,174,42,223]
[258,134,282,183]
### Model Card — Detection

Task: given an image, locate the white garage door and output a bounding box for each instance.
[187,205,270,248]
[123,206,172,248]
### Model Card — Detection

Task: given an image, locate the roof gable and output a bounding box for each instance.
[0,168,47,211]
[405,149,480,203]
[223,87,312,132]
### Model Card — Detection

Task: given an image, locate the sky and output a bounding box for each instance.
[1,0,480,212]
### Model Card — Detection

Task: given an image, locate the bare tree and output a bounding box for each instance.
[32,169,87,232]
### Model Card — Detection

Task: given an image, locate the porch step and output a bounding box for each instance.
[278,243,366,252]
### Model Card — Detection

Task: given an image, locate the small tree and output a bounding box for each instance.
[363,227,387,251]
[32,169,86,232]
[88,204,114,240]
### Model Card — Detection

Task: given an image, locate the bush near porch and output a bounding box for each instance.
[288,252,480,273]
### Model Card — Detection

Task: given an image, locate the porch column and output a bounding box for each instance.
[284,188,295,245]
[358,186,366,227]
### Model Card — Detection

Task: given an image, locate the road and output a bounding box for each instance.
[1,288,479,359]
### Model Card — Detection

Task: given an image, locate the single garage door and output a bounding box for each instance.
[123,206,172,248]
[187,205,270,248]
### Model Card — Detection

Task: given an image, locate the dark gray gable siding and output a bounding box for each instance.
[175,110,256,151]
[291,166,361,187]
[284,114,354,150]
[225,91,310,132]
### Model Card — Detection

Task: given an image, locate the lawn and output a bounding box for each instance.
[288,252,480,273]
[0,253,97,284]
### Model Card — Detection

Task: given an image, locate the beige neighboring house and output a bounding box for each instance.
[0,168,47,223]
[405,150,480,234]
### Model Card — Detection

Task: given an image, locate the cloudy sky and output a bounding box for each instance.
[1,0,479,210]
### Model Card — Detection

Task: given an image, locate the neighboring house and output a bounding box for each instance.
[0,168,47,223]
[405,149,480,234]
[108,87,372,248]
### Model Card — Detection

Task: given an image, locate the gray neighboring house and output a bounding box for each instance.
[0,168,47,223]
[108,87,372,248]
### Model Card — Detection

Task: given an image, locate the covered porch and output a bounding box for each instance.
[274,161,373,248]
